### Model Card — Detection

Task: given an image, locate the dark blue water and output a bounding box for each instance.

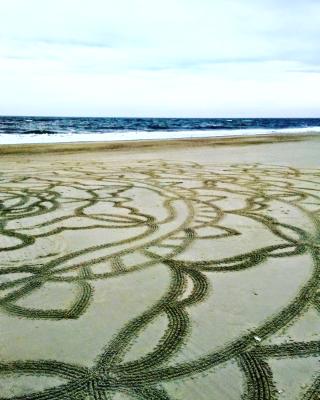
[1,116,320,136]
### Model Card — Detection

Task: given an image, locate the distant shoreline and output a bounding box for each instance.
[1,132,319,155]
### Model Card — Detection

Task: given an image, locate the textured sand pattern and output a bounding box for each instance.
[0,160,319,399]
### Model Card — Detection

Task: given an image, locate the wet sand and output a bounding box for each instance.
[0,135,319,399]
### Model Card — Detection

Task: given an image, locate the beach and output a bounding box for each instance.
[1,134,320,399]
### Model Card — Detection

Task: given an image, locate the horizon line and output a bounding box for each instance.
[1,114,320,119]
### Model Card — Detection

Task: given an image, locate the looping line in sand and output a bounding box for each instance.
[0,160,319,399]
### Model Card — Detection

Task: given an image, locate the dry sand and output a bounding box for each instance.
[0,135,319,399]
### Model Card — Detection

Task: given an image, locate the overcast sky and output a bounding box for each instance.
[0,0,320,117]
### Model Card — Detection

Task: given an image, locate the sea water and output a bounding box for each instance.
[0,116,320,144]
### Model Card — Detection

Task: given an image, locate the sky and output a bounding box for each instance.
[0,0,320,117]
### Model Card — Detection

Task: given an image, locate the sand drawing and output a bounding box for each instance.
[0,160,319,399]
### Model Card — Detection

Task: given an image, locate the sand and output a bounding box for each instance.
[0,135,319,399]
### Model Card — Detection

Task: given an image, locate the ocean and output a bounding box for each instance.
[0,116,320,144]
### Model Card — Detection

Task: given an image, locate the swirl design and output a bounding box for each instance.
[0,160,319,399]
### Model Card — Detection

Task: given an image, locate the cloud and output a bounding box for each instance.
[0,0,319,116]
[33,39,114,49]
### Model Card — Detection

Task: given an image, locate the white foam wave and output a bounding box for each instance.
[0,127,320,145]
